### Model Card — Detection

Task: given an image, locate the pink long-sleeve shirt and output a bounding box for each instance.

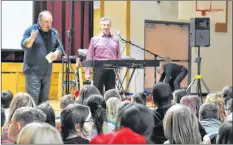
[85,33,121,77]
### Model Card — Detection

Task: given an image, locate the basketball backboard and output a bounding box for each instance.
[179,1,227,23]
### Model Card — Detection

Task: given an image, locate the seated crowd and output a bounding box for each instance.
[1,83,232,144]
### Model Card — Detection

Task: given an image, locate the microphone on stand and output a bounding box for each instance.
[50,27,59,34]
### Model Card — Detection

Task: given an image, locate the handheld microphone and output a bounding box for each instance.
[50,28,59,34]
[116,31,122,40]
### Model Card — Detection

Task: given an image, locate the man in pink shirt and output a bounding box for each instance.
[86,17,120,94]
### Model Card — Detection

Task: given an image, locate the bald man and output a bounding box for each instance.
[21,10,62,105]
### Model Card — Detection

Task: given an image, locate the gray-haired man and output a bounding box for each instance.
[21,10,62,105]
[7,107,46,142]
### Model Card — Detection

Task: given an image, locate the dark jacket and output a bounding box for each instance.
[159,63,185,83]
[21,23,61,76]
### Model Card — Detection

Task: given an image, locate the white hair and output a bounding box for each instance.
[17,122,63,144]
[38,10,52,22]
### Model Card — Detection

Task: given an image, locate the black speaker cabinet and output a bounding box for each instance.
[190,18,210,47]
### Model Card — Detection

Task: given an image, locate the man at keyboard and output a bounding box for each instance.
[156,63,188,92]
[85,17,120,94]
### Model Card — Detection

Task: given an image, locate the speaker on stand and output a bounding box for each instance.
[186,17,210,101]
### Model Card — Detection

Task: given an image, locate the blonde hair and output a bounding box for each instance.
[17,122,63,144]
[106,97,121,123]
[4,92,36,127]
[205,92,226,121]
[163,104,201,144]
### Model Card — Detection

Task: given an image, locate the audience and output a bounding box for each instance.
[106,97,121,130]
[216,121,233,144]
[180,95,202,117]
[1,92,36,144]
[150,82,173,144]
[205,92,226,121]
[60,94,75,110]
[1,107,5,127]
[1,80,232,144]
[199,102,221,134]
[163,104,202,144]
[173,89,188,104]
[225,98,232,121]
[86,94,114,137]
[131,92,147,106]
[7,107,46,142]
[1,90,13,118]
[116,103,154,143]
[61,104,93,144]
[37,101,56,127]
[76,85,101,105]
[17,122,63,144]
[90,127,146,144]
[104,89,121,101]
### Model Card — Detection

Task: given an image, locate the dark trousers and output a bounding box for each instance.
[93,68,116,94]
[169,68,188,92]
[25,72,51,105]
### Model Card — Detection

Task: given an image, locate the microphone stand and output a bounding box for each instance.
[119,37,163,88]
[120,38,163,59]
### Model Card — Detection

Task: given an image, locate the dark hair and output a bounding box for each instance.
[116,103,154,139]
[226,98,233,112]
[222,86,232,105]
[60,104,90,139]
[60,94,75,109]
[152,82,173,106]
[173,89,188,103]
[37,102,55,126]
[77,85,101,105]
[131,92,147,106]
[1,107,5,127]
[216,121,233,144]
[86,94,107,134]
[104,89,121,101]
[1,90,13,108]
[199,102,219,120]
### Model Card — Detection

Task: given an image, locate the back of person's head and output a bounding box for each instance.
[60,94,75,110]
[106,97,121,123]
[12,107,46,126]
[8,107,46,141]
[199,102,220,120]
[152,82,173,106]
[76,85,101,105]
[226,98,233,114]
[173,89,188,103]
[205,92,225,121]
[222,86,232,104]
[216,121,233,144]
[1,90,13,108]
[116,103,154,139]
[17,122,63,144]
[6,92,36,126]
[180,95,202,117]
[163,104,201,144]
[60,104,93,139]
[37,101,55,126]
[131,92,147,106]
[104,89,121,101]
[1,107,5,127]
[86,94,106,134]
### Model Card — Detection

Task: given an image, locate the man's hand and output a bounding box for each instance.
[51,51,60,61]
[25,30,38,48]
[76,58,82,68]
[30,30,38,40]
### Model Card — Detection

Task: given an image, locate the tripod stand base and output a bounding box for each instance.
[186,75,210,98]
